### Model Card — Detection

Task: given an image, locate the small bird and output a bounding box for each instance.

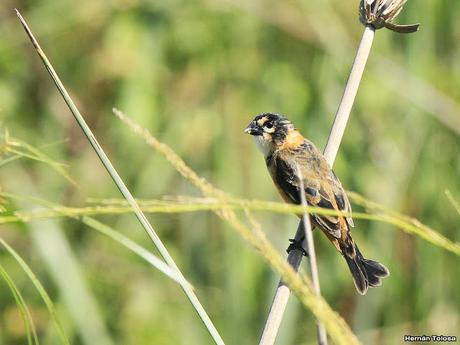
[245,113,389,294]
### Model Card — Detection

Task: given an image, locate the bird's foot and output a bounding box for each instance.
[286,237,309,257]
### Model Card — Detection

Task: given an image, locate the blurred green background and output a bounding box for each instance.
[0,0,459,344]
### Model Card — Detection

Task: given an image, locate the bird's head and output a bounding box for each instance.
[244,113,297,156]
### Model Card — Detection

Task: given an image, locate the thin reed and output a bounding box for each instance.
[14,10,224,345]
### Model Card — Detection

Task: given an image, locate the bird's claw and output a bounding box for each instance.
[286,237,308,257]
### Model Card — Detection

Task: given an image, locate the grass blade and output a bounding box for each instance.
[1,189,193,291]
[0,238,70,345]
[80,216,193,287]
[445,190,460,216]
[0,263,39,345]
[14,10,224,345]
[2,192,458,256]
[1,130,75,185]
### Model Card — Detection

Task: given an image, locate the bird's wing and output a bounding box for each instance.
[270,149,351,239]
[335,172,354,227]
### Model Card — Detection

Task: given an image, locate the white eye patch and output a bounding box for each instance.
[264,125,275,133]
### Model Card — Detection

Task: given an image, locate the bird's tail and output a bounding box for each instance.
[340,238,389,295]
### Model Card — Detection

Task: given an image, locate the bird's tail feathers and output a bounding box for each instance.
[340,239,389,295]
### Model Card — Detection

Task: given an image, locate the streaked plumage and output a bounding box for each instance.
[245,113,389,294]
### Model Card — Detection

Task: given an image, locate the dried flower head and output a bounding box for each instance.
[360,0,419,33]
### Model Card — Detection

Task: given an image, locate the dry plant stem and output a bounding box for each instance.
[260,25,375,345]
[258,221,304,345]
[297,165,327,345]
[323,25,375,163]
[260,176,328,345]
[15,10,225,345]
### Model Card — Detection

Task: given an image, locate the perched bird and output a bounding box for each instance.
[244,113,389,295]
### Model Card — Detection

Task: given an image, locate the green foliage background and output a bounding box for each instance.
[0,0,459,344]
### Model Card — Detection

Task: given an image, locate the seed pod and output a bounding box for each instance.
[359,0,420,33]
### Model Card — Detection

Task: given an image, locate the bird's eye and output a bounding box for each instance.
[265,122,273,129]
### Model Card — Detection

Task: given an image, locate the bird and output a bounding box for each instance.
[244,112,389,295]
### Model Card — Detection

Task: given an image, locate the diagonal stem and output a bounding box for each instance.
[259,25,375,345]
[296,164,328,345]
[323,26,375,164]
[15,9,225,345]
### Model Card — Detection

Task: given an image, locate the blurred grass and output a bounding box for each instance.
[1,0,459,344]
[0,130,75,185]
[0,190,188,286]
[0,263,38,345]
[0,238,70,345]
[445,190,460,216]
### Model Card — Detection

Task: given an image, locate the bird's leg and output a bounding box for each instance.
[287,236,309,257]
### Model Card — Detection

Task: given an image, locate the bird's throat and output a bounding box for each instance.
[253,135,272,157]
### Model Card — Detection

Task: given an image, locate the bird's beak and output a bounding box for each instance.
[244,121,262,136]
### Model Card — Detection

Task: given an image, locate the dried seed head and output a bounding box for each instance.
[359,0,419,33]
